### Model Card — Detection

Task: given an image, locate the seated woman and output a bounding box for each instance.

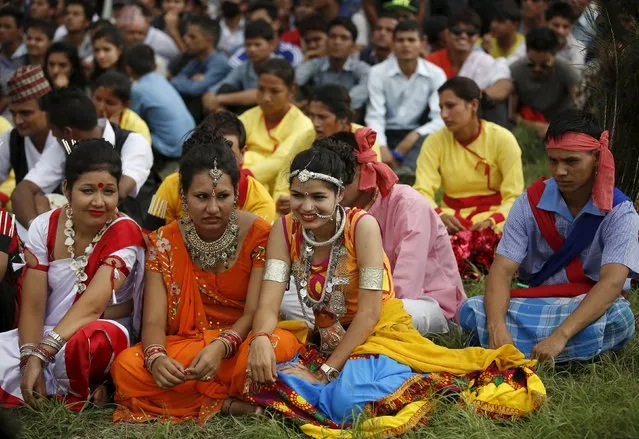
[259,84,381,215]
[280,128,466,335]
[246,141,545,437]
[239,58,313,193]
[414,77,524,234]
[145,111,276,231]
[0,140,145,408]
[44,41,88,91]
[0,208,22,332]
[111,128,301,423]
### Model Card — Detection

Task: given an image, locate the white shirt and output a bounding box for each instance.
[0,130,58,183]
[145,27,181,62]
[458,50,511,89]
[24,119,153,197]
[557,33,586,72]
[365,56,447,146]
[218,18,245,56]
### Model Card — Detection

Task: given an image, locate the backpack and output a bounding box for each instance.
[110,124,162,225]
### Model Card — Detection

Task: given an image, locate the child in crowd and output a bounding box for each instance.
[24,19,56,67]
[202,19,276,114]
[91,70,152,145]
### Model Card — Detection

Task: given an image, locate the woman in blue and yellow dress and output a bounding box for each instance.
[244,138,546,438]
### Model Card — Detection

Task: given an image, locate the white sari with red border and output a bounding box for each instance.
[0,208,145,407]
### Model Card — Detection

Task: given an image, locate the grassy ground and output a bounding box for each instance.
[9,126,639,438]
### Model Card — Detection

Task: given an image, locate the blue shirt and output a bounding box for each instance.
[170,50,231,96]
[130,72,195,158]
[497,178,639,290]
[209,60,259,93]
[228,41,303,68]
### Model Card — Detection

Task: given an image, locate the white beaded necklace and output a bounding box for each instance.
[64,204,113,294]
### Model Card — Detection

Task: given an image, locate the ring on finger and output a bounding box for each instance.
[202,375,212,382]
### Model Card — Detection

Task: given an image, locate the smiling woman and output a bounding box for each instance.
[0,139,146,410]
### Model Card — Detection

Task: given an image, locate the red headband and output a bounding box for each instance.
[354,128,398,197]
[546,130,614,212]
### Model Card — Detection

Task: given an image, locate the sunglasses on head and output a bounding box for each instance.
[450,26,478,37]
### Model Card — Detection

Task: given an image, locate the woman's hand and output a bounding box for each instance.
[150,355,186,389]
[278,363,325,384]
[470,219,493,231]
[20,357,47,408]
[440,214,466,234]
[247,336,277,384]
[185,341,225,381]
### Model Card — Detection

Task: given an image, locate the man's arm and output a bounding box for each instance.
[294,59,318,88]
[348,62,371,110]
[484,78,513,101]
[217,89,258,107]
[364,68,388,147]
[12,180,43,228]
[484,255,519,347]
[361,0,378,26]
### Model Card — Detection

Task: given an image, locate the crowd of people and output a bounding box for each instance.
[0,0,636,436]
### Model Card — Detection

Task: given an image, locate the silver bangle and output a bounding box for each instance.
[263,259,290,283]
[359,267,384,290]
[48,330,67,346]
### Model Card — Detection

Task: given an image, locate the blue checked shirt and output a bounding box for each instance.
[497,178,639,290]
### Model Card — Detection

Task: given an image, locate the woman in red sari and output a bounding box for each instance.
[112,126,301,423]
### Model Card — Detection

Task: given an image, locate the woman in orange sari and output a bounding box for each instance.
[111,127,302,423]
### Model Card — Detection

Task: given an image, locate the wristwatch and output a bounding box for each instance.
[320,363,340,382]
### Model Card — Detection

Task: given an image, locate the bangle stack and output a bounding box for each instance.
[19,343,37,372]
[144,344,167,372]
[213,330,243,358]
[22,330,68,370]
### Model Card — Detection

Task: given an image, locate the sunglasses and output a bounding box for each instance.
[450,26,479,37]
[526,60,553,70]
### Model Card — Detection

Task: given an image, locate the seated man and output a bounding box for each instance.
[281,128,465,334]
[0,66,57,208]
[295,17,370,111]
[202,19,276,115]
[358,12,397,66]
[546,1,586,71]
[427,8,513,127]
[366,19,446,172]
[123,44,195,172]
[11,88,153,228]
[170,16,230,99]
[146,110,275,229]
[297,13,328,61]
[459,110,639,363]
[511,27,579,139]
[228,1,303,68]
[479,0,525,64]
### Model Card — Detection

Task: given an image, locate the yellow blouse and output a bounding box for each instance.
[120,108,152,145]
[269,123,382,202]
[413,120,524,230]
[239,105,313,192]
[148,171,276,224]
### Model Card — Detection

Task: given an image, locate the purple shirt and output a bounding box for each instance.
[368,184,466,319]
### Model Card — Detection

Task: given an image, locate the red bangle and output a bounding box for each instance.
[248,331,271,345]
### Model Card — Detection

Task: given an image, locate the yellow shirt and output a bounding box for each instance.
[239,105,313,192]
[413,120,523,230]
[269,123,383,202]
[481,33,525,59]
[0,117,14,207]
[148,171,276,224]
[120,108,152,145]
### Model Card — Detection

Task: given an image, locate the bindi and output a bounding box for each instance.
[97,182,105,189]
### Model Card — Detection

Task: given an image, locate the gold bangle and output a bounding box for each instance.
[359,266,384,290]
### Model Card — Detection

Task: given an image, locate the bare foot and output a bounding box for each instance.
[89,384,110,407]
[222,398,264,416]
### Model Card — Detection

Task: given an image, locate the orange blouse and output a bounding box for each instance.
[146,218,269,336]
[283,208,394,328]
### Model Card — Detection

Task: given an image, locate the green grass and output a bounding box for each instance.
[9,126,639,438]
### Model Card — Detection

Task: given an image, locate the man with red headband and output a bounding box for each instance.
[458,110,639,363]
[280,128,466,335]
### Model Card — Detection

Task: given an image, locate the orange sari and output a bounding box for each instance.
[112,219,303,423]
